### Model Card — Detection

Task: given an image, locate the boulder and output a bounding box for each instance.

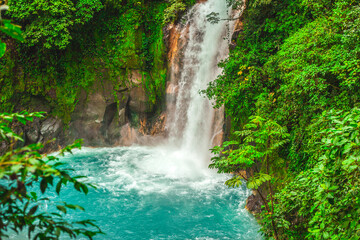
[129,86,153,114]
[107,108,127,144]
[40,117,62,139]
[68,78,113,146]
[69,120,103,146]
[24,118,41,144]
[129,70,142,85]
[246,192,264,215]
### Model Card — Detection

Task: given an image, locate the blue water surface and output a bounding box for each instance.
[10,147,262,240]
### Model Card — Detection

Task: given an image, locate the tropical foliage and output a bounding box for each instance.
[0,0,195,120]
[261,109,360,239]
[0,112,102,239]
[2,0,360,238]
[206,0,360,238]
[0,4,23,57]
[210,116,289,239]
[0,1,198,237]
[8,0,103,49]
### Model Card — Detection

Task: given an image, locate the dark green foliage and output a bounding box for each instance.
[206,0,360,238]
[0,112,102,239]
[204,0,312,128]
[206,0,360,170]
[210,116,289,239]
[163,0,185,24]
[210,116,289,182]
[260,109,360,239]
[1,0,193,121]
[0,4,24,57]
[8,0,103,49]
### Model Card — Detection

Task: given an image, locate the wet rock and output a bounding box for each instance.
[40,117,62,138]
[246,191,264,215]
[102,103,118,135]
[24,118,41,144]
[86,93,108,122]
[65,76,136,147]
[68,77,118,146]
[150,113,167,136]
[116,92,130,110]
[129,70,143,85]
[39,117,64,151]
[16,116,64,153]
[119,123,138,146]
[129,86,153,114]
[107,107,128,145]
[164,24,182,66]
[118,108,127,125]
[107,119,121,144]
[211,107,225,146]
[70,120,103,146]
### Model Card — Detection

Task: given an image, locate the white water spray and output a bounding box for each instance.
[165,0,231,167]
[7,1,262,239]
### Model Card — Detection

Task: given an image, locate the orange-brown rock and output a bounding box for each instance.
[167,24,181,65]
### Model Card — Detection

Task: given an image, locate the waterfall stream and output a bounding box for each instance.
[8,1,262,239]
[166,0,229,165]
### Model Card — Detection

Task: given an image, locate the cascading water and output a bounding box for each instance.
[166,0,229,163]
[8,1,262,239]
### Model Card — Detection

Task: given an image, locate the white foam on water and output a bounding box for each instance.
[6,1,264,239]
[58,0,233,197]
[64,146,227,195]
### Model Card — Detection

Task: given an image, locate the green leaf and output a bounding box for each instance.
[56,205,67,214]
[74,182,81,191]
[225,175,243,188]
[0,20,24,42]
[30,192,37,201]
[11,164,22,172]
[28,205,39,216]
[0,41,5,58]
[55,228,61,238]
[40,178,47,194]
[247,180,258,189]
[66,204,84,211]
[81,184,89,194]
[56,180,62,195]
[16,116,27,125]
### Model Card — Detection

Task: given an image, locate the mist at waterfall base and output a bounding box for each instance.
[8,0,263,239]
[22,146,262,240]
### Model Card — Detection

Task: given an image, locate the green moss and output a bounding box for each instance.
[1,1,173,123]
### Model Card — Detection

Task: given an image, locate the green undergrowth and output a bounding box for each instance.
[206,0,360,239]
[0,0,196,122]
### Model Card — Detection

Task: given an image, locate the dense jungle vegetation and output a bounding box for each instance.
[207,0,360,239]
[0,0,194,122]
[0,0,195,238]
[1,0,360,239]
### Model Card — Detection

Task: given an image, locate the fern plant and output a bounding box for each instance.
[210,116,289,240]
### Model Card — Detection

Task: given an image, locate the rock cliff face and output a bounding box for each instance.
[13,0,243,152]
[9,67,166,152]
[2,0,263,219]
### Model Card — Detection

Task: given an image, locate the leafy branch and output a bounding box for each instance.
[0,112,102,239]
[0,3,23,57]
[210,116,289,240]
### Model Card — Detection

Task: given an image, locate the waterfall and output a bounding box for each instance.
[6,1,263,239]
[165,0,231,164]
